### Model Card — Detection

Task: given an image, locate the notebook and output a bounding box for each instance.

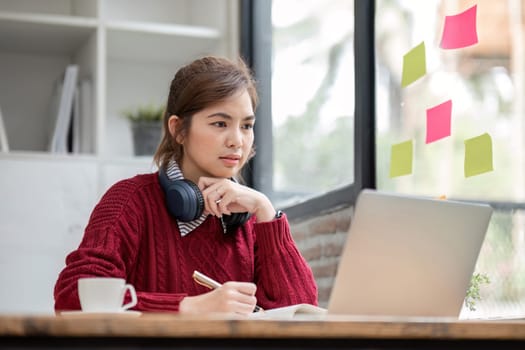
[253,189,493,319]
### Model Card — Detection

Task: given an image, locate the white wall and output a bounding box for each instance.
[0,155,154,313]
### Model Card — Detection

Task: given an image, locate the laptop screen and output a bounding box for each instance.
[327,189,492,317]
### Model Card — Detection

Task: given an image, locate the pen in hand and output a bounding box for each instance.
[192,270,263,313]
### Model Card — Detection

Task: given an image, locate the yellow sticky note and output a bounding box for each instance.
[464,133,494,177]
[401,42,426,87]
[390,140,413,178]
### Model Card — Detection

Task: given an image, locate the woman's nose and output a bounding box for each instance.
[226,127,243,148]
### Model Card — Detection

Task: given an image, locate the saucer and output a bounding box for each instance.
[60,310,142,317]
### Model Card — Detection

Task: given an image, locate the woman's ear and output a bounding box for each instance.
[168,115,183,143]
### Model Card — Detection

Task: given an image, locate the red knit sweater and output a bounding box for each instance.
[54,173,318,312]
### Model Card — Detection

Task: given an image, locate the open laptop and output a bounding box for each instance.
[252,189,493,319]
[326,189,493,318]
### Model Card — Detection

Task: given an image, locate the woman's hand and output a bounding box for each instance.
[179,281,257,315]
[198,177,276,222]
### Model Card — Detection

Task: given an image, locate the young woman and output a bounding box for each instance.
[54,56,318,315]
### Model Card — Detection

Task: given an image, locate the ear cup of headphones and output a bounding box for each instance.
[165,179,205,222]
[222,212,251,228]
[158,168,251,228]
[159,170,204,222]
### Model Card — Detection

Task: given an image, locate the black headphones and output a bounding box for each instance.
[158,169,251,230]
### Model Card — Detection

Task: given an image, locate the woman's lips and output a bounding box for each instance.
[220,155,241,166]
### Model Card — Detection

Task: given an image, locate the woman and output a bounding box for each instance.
[54,56,318,315]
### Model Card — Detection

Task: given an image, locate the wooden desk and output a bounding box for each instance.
[0,313,524,349]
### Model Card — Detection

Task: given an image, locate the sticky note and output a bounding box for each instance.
[440,4,478,49]
[464,133,493,177]
[390,140,413,178]
[426,100,452,144]
[401,42,426,87]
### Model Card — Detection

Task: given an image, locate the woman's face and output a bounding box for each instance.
[175,89,255,182]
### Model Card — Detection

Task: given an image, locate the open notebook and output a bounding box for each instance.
[252,189,492,319]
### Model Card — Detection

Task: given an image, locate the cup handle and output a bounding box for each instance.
[121,284,137,311]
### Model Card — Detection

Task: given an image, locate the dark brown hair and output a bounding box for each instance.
[153,56,258,170]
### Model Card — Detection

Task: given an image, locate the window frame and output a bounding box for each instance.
[240,0,376,219]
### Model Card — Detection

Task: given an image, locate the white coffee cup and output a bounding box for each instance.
[78,277,137,313]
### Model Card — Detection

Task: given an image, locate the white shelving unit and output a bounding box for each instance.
[0,0,239,313]
[0,0,238,156]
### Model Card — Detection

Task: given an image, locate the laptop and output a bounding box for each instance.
[326,189,493,318]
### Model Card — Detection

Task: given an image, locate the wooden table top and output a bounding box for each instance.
[1,313,524,340]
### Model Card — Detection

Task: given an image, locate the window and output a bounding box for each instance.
[243,1,374,218]
[271,0,355,207]
[375,0,525,317]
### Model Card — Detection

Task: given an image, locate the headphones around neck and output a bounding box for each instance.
[158,169,251,230]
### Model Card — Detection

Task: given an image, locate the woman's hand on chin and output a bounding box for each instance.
[198,177,276,222]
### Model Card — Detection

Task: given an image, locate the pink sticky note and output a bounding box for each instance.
[440,4,478,49]
[426,100,452,144]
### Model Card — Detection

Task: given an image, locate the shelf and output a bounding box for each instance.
[107,20,220,38]
[0,149,156,166]
[106,21,221,63]
[0,12,97,55]
[0,0,98,17]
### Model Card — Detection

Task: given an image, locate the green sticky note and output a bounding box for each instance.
[401,42,427,87]
[390,140,413,177]
[464,133,494,177]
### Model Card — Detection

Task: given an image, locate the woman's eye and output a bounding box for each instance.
[242,123,254,130]
[212,121,227,127]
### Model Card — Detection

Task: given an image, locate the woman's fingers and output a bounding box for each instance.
[199,178,240,217]
[219,282,257,314]
[207,188,224,217]
[223,281,257,297]
[180,281,257,315]
[198,177,270,220]
[198,179,225,217]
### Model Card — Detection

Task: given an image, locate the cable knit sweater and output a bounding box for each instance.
[54,172,318,312]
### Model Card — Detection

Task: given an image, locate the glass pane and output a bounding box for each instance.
[376,0,525,317]
[271,0,355,207]
[461,209,525,318]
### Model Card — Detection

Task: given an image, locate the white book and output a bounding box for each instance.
[0,104,9,152]
[49,65,78,153]
[78,79,94,153]
[72,86,81,153]
[249,304,327,320]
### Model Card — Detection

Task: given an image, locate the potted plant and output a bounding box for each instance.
[122,103,165,156]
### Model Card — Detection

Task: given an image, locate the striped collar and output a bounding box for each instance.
[165,160,225,236]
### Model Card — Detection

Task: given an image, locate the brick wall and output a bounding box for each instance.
[289,206,353,307]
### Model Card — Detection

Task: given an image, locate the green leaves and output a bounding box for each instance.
[122,103,165,122]
[465,272,490,311]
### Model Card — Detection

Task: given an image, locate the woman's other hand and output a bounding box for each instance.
[179,281,257,315]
